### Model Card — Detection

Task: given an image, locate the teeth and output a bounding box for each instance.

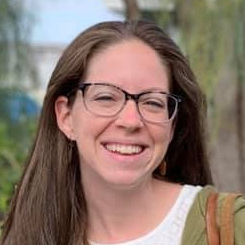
[105,143,143,155]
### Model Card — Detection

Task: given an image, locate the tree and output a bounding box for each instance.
[123,0,141,21]
[0,0,34,87]
[233,0,245,193]
[157,0,245,192]
[0,0,37,223]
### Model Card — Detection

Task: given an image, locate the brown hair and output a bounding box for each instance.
[1,20,212,245]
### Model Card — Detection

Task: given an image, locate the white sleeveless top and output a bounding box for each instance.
[90,185,202,245]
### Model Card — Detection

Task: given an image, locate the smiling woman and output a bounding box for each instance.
[55,39,175,189]
[1,20,244,245]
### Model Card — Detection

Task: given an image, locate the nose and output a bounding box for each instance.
[114,100,144,131]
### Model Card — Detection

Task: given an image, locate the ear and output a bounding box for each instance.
[55,96,75,140]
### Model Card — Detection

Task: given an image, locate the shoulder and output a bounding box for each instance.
[230,193,245,244]
[217,190,245,244]
[183,185,215,218]
[192,185,245,213]
[180,185,212,245]
[181,185,245,245]
[194,185,245,227]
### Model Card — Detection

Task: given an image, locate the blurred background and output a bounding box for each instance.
[0,0,244,227]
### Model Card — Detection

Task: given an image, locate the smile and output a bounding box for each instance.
[104,143,144,155]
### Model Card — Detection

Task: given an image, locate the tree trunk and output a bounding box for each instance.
[236,69,245,193]
[234,0,245,193]
[123,0,141,21]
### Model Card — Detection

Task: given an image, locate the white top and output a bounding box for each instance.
[90,185,202,245]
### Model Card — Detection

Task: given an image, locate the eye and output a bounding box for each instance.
[142,99,166,110]
[92,93,117,102]
[95,95,114,101]
[146,100,165,108]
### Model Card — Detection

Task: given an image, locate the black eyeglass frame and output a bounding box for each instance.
[76,82,182,124]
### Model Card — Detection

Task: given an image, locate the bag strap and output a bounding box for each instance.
[220,193,240,245]
[206,192,220,245]
[206,191,241,245]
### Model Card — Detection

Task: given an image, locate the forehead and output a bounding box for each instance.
[85,39,170,92]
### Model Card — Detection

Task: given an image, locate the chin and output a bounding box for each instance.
[103,171,151,190]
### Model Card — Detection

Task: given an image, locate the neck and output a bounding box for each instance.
[81,174,182,243]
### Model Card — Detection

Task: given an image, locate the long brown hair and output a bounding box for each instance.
[1,20,212,245]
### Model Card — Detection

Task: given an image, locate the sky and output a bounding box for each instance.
[30,0,124,45]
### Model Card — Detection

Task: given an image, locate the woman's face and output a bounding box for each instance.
[56,39,175,189]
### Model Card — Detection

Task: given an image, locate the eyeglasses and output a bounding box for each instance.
[76,83,182,124]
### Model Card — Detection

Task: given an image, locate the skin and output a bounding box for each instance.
[55,39,182,243]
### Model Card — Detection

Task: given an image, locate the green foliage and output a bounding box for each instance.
[157,0,245,142]
[176,0,234,141]
[0,0,37,229]
[176,0,244,99]
[234,0,245,78]
[0,116,37,220]
[0,0,34,86]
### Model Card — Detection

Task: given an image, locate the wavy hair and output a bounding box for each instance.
[1,20,212,245]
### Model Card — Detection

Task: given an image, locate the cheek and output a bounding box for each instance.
[71,111,110,144]
[151,124,174,160]
[70,102,94,140]
[154,124,173,144]
[153,127,173,165]
[72,116,93,142]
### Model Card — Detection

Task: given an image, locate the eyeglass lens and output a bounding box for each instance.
[81,84,179,123]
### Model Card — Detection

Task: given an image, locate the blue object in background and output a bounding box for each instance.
[0,90,40,122]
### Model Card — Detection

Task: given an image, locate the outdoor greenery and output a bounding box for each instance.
[0,0,34,85]
[0,0,37,227]
[174,0,244,142]
[0,117,37,218]
[171,0,245,192]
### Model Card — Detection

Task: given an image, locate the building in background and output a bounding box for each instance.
[25,1,125,106]
[28,44,66,104]
[28,0,177,107]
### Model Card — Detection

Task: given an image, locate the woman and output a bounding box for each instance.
[1,20,244,245]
